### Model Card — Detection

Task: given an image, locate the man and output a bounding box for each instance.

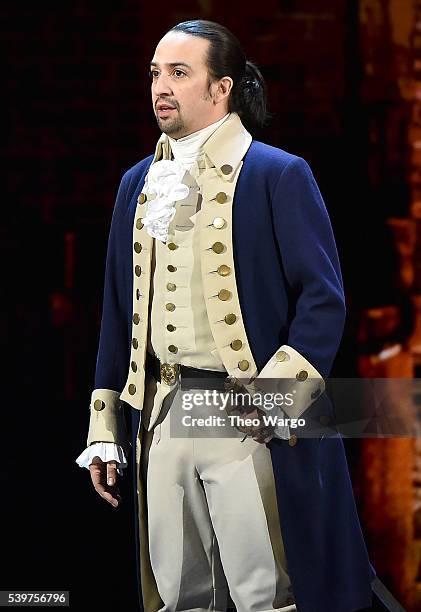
[76,19,376,612]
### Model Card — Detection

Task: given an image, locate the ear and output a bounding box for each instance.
[212,76,233,105]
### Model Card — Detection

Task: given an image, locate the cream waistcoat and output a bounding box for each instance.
[147,157,227,371]
[147,113,230,370]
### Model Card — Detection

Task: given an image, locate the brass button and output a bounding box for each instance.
[167,282,176,291]
[296,370,308,381]
[289,434,298,447]
[212,242,225,254]
[138,193,147,204]
[128,384,136,395]
[134,242,142,253]
[225,313,237,325]
[166,303,175,312]
[168,242,178,250]
[93,399,105,411]
[136,218,144,230]
[132,338,139,349]
[221,164,233,175]
[217,264,231,276]
[167,265,177,272]
[218,289,231,301]
[167,324,176,332]
[135,265,141,277]
[212,217,226,229]
[276,350,288,362]
[231,339,243,351]
[131,361,137,372]
[168,345,178,354]
[133,313,140,324]
[136,288,141,300]
[238,359,249,371]
[312,388,321,400]
[319,414,331,426]
[216,192,228,204]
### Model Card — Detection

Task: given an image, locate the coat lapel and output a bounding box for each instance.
[197,114,256,383]
[119,133,171,408]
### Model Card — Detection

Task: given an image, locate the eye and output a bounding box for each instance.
[149,69,159,78]
[173,69,186,78]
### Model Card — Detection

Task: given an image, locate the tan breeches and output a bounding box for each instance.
[141,383,297,612]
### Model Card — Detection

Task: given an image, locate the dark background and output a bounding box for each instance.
[1,1,417,610]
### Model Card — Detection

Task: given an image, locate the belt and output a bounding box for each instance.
[145,351,228,390]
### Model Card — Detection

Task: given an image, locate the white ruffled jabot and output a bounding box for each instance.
[141,159,189,242]
[141,113,231,243]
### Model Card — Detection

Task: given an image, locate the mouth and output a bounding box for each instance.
[156,103,177,117]
[157,108,176,117]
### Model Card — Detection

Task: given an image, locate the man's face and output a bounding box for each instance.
[150,31,223,139]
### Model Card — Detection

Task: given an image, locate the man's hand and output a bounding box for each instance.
[236,407,275,444]
[89,457,122,507]
[223,376,274,444]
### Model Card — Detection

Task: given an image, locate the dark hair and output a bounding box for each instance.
[168,19,271,133]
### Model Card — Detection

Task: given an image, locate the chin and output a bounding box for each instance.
[158,121,184,137]
[155,110,183,133]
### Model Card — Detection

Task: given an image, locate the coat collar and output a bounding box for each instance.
[202,112,252,180]
[151,112,252,180]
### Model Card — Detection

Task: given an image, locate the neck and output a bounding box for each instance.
[167,113,230,167]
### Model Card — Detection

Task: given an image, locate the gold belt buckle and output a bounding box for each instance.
[160,362,180,385]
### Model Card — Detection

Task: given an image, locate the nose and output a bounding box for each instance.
[152,72,173,99]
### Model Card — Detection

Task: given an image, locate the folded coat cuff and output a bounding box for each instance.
[254,344,325,420]
[86,388,131,453]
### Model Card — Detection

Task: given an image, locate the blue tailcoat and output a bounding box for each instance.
[94,140,376,611]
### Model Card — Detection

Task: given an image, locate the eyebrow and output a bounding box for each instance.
[150,61,193,70]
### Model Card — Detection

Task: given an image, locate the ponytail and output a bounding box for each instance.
[230,59,270,132]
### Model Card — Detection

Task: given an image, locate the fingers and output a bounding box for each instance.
[252,432,274,444]
[247,409,275,443]
[229,408,272,438]
[106,460,118,486]
[224,390,274,440]
[240,408,268,436]
[89,457,121,508]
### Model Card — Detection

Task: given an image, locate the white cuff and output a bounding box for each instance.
[75,442,128,476]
